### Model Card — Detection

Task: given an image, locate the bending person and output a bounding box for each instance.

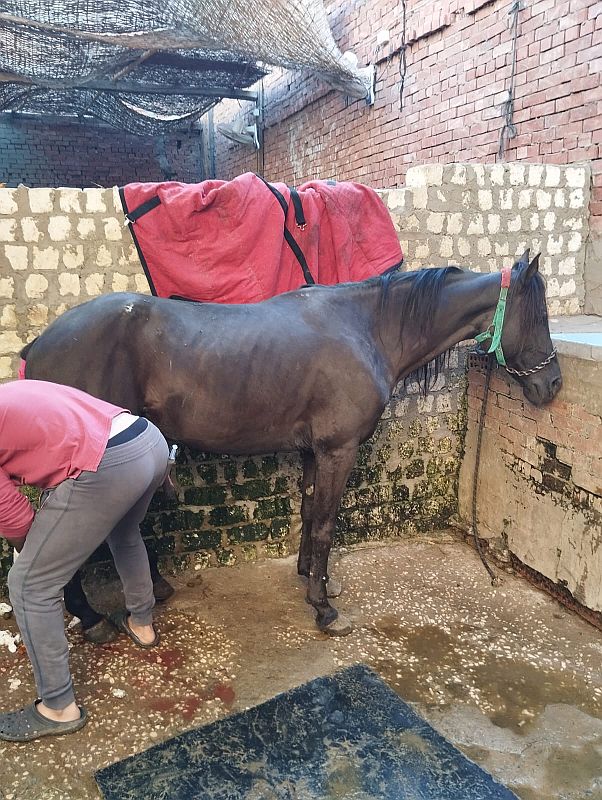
[0,380,169,741]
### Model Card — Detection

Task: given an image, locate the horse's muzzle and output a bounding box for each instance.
[521,372,562,406]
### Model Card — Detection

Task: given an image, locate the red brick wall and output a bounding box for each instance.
[0,116,203,188]
[214,0,601,231]
[466,369,601,484]
[459,353,602,612]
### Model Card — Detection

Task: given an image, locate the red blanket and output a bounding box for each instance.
[120,173,403,303]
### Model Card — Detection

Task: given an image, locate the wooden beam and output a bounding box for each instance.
[146,52,265,78]
[0,72,258,101]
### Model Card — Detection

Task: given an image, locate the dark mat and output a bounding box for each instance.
[95,664,518,800]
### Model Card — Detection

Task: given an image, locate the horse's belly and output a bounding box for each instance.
[170,425,300,456]
[150,395,303,455]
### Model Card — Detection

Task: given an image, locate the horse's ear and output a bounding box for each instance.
[524,252,541,281]
[512,248,530,271]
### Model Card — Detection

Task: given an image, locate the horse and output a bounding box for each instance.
[21,250,561,635]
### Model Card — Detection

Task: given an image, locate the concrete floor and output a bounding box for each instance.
[0,536,601,800]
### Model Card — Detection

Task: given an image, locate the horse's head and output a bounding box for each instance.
[500,250,562,406]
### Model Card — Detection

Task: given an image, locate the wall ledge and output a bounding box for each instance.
[550,315,602,362]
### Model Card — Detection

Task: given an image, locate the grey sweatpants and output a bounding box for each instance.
[7,420,169,710]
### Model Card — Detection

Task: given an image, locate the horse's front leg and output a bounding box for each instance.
[307,445,357,636]
[297,450,343,598]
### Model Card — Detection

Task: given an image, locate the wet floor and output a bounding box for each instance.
[0,537,601,800]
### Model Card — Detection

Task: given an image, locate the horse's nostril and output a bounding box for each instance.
[551,375,562,394]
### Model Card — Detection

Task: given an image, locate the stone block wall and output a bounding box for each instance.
[0,185,146,382]
[459,353,602,614]
[2,162,586,380]
[380,162,590,315]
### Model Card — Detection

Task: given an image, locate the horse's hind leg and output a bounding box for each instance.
[307,445,357,635]
[297,451,315,579]
[63,570,103,629]
[148,547,175,602]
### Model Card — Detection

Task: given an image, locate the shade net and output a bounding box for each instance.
[0,1,368,134]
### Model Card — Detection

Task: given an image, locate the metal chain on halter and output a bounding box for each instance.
[497,0,523,162]
[505,347,557,376]
[471,354,501,586]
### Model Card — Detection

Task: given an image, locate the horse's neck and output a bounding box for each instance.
[385,271,503,385]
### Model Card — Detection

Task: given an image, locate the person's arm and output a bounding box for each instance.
[0,466,34,545]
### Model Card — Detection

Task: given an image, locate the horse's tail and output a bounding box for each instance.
[18,337,38,379]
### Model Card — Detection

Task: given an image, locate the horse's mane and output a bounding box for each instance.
[379,266,463,395]
[379,262,549,392]
[508,263,548,341]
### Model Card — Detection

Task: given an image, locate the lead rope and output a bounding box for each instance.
[497,0,523,161]
[471,354,501,586]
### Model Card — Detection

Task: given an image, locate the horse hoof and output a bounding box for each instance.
[153,576,175,602]
[83,617,119,645]
[321,614,353,637]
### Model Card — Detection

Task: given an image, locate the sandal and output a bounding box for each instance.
[112,610,160,649]
[0,701,87,742]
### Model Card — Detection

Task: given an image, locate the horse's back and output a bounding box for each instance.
[24,293,156,409]
[23,286,391,451]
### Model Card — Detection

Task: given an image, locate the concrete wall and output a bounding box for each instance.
[584,237,602,316]
[459,353,602,613]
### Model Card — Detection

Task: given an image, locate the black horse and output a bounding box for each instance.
[22,252,561,634]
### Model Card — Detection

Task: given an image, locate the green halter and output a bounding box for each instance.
[474,267,512,367]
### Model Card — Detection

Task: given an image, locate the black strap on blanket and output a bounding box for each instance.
[256,176,315,285]
[283,228,315,286]
[119,187,159,296]
[123,195,161,225]
[289,187,306,229]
